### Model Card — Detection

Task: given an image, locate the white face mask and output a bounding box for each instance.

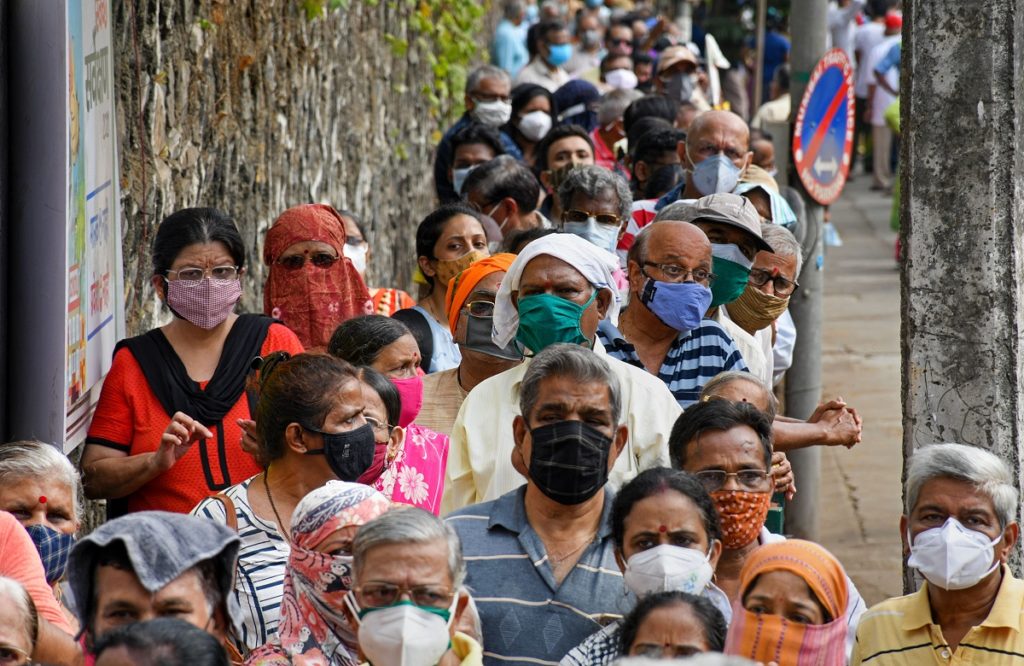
[604,68,639,90]
[517,110,553,142]
[623,543,715,597]
[563,216,621,253]
[470,99,512,127]
[907,517,1002,590]
[356,600,454,666]
[344,241,368,275]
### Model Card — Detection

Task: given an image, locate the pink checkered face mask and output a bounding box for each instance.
[166,277,242,329]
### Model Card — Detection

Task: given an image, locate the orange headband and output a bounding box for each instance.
[445,253,517,333]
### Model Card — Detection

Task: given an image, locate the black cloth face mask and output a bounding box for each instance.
[528,420,612,505]
[463,312,524,361]
[303,422,376,481]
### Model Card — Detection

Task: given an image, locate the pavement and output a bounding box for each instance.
[815,173,904,605]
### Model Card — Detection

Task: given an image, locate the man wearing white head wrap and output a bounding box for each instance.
[442,233,681,515]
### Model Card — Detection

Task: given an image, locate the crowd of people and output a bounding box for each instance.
[6,2,1006,666]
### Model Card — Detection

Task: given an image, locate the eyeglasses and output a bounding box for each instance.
[633,644,702,659]
[695,470,770,492]
[748,267,799,296]
[165,265,239,281]
[277,252,340,270]
[471,92,511,104]
[364,415,393,434]
[0,645,29,666]
[563,209,622,227]
[643,262,716,285]
[358,582,454,609]
[463,300,495,317]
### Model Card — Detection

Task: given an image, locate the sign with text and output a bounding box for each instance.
[792,49,855,205]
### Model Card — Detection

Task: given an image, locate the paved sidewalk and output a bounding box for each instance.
[816,175,904,605]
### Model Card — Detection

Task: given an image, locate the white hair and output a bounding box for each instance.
[0,576,38,651]
[760,222,803,275]
[353,507,466,587]
[0,441,82,520]
[906,443,1018,528]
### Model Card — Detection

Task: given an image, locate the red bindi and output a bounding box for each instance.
[658,525,667,533]
[39,496,47,504]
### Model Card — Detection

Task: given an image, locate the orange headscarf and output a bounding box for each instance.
[444,253,517,334]
[263,204,371,349]
[739,539,848,621]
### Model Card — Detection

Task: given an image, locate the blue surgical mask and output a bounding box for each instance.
[526,3,539,22]
[452,166,475,195]
[546,43,573,67]
[563,216,621,253]
[638,277,712,332]
[691,153,742,195]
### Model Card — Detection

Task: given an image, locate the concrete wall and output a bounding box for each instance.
[902,0,1024,579]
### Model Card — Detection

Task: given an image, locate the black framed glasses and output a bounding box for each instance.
[277,252,340,270]
[165,265,239,281]
[747,267,799,296]
[358,582,455,609]
[643,262,716,286]
[695,470,770,492]
[562,209,622,227]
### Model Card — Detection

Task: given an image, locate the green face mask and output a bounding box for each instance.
[710,243,753,308]
[516,290,597,354]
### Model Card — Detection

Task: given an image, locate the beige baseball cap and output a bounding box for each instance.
[656,46,699,75]
[661,193,774,253]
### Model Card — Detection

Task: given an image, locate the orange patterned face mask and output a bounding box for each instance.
[711,489,772,549]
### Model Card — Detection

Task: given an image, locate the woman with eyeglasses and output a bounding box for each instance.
[263,204,372,351]
[83,208,304,517]
[192,353,372,654]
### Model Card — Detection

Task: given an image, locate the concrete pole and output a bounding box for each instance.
[782,0,828,541]
[903,0,1024,585]
[753,0,767,108]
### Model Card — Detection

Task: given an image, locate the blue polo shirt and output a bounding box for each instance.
[447,487,632,665]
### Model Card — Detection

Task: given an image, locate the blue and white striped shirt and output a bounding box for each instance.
[447,487,633,666]
[596,319,748,407]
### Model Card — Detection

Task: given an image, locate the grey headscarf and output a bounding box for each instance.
[68,510,241,633]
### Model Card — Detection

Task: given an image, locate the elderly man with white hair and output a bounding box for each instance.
[851,443,1023,665]
[441,233,680,514]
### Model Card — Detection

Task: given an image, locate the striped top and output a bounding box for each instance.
[851,568,1024,665]
[192,476,290,652]
[447,487,634,666]
[596,320,748,407]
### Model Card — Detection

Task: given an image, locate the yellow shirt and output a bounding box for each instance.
[851,567,1024,664]
[441,341,679,515]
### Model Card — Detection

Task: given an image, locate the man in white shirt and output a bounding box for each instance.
[852,1,888,176]
[866,11,901,190]
[827,0,866,60]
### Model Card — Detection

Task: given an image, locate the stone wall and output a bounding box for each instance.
[115,0,485,335]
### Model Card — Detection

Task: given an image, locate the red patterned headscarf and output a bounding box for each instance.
[263,204,372,350]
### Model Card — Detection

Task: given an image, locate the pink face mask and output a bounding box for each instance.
[166,278,242,330]
[390,373,424,428]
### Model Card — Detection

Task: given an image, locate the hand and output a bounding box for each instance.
[808,398,847,424]
[237,418,262,460]
[816,404,862,448]
[771,451,797,500]
[153,412,213,473]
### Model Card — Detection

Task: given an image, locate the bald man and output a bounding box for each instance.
[656,110,753,209]
[597,219,747,406]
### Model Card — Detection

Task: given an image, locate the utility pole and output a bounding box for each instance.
[783,0,828,541]
[903,0,1024,585]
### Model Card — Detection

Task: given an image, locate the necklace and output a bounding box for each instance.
[547,530,598,565]
[264,468,290,540]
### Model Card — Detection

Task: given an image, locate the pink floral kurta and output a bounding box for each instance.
[373,423,449,515]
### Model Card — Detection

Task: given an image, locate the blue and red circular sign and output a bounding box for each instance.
[792,49,855,205]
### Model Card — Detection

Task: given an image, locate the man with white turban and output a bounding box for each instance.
[441,234,680,514]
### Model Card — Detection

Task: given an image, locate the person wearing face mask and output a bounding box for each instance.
[337,210,417,317]
[554,79,602,133]
[655,110,753,210]
[515,19,573,93]
[418,255,523,438]
[670,400,866,660]
[434,65,521,204]
[449,123,507,198]
[447,345,632,664]
[563,467,729,666]
[245,480,392,665]
[598,220,747,407]
[348,508,480,666]
[443,233,679,514]
[654,46,711,112]
[0,441,82,629]
[83,208,305,517]
[535,124,597,221]
[193,353,374,652]
[329,316,450,515]
[851,443,1024,665]
[263,203,372,351]
[592,88,643,178]
[463,156,548,237]
[491,0,530,77]
[394,204,491,374]
[565,13,605,76]
[503,84,556,167]
[725,540,850,665]
[557,165,632,260]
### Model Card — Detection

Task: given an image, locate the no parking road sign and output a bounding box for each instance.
[792,49,855,205]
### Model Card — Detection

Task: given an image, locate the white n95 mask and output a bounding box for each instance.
[623,543,715,597]
[907,517,1002,590]
[356,599,454,666]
